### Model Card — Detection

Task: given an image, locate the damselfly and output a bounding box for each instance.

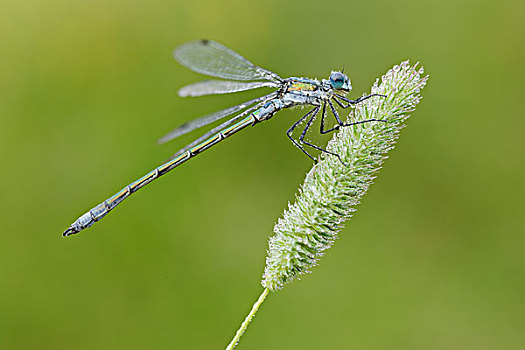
[63,40,385,236]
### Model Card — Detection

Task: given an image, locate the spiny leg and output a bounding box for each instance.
[319,100,345,134]
[327,96,387,129]
[334,93,386,108]
[287,107,319,162]
[290,96,385,164]
[299,104,346,165]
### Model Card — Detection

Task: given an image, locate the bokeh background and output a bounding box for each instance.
[1,0,523,349]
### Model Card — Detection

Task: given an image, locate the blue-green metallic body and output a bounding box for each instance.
[64,78,331,236]
[63,38,359,237]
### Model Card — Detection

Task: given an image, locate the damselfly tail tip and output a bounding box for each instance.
[63,227,78,237]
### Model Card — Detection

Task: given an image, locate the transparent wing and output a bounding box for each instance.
[170,95,277,159]
[170,117,244,158]
[174,40,282,82]
[178,80,279,97]
[158,92,277,144]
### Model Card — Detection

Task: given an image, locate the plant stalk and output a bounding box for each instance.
[225,288,270,350]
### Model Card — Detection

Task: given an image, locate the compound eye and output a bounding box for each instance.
[330,72,346,89]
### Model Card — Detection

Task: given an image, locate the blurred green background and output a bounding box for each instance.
[1,0,523,349]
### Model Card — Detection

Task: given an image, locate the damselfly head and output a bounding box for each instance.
[329,71,351,92]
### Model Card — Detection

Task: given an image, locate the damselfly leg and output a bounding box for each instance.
[334,93,386,108]
[289,94,387,165]
[287,107,321,162]
[298,105,346,165]
[321,94,388,134]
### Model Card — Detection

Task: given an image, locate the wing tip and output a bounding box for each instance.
[157,135,170,145]
[177,87,189,98]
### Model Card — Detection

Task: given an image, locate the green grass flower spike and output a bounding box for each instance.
[226,61,429,349]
